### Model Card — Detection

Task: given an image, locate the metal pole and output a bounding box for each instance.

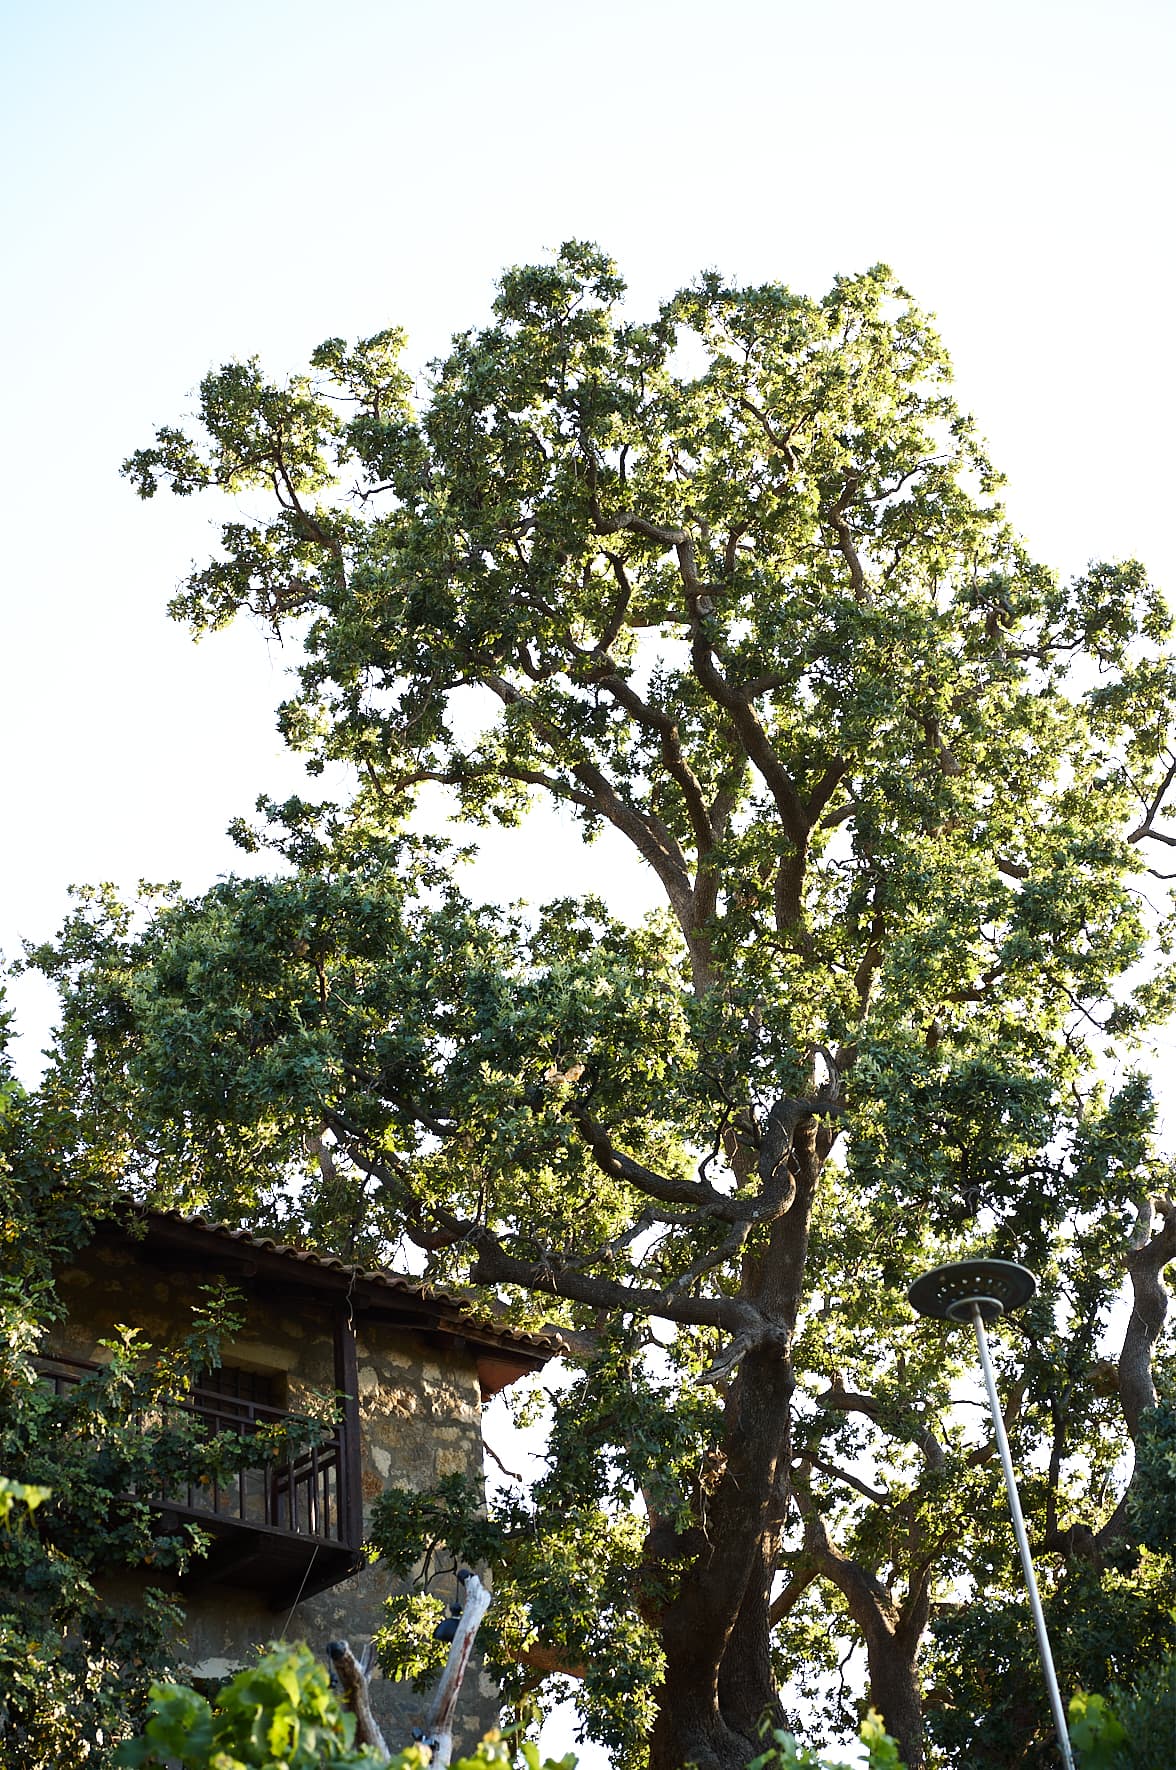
[971,1303,1075,1770]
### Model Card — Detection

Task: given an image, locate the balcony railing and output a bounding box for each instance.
[35,1353,354,1550]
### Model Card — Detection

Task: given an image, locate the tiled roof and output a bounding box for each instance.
[133,1207,570,1360]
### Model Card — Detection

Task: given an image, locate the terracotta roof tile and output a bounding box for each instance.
[137,1207,570,1359]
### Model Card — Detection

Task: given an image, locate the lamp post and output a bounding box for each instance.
[907,1258,1075,1770]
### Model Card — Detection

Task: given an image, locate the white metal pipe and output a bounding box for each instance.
[970,1303,1075,1770]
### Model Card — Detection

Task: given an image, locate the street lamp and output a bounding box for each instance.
[907,1258,1076,1770]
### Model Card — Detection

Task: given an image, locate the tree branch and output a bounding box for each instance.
[816,1382,946,1472]
[965,1379,1026,1469]
[1127,754,1176,847]
[480,672,699,936]
[806,759,848,825]
[790,1477,898,1630]
[824,478,867,604]
[735,395,798,461]
[1119,1192,1176,1436]
[568,1106,765,1225]
[1050,1197,1176,1562]
[592,670,717,859]
[664,1220,755,1298]
[687,619,810,847]
[769,1565,818,1627]
[470,1227,767,1340]
[517,1641,587,1681]
[795,1451,891,1506]
[587,494,812,854]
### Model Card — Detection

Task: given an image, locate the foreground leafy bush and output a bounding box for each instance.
[0,1021,345,1767]
[0,1053,201,1765]
[749,1711,905,1769]
[116,1643,384,1768]
[1109,1647,1176,1767]
[119,1645,907,1770]
[1069,1647,1176,1768]
[117,1643,579,1769]
[1068,1691,1127,1768]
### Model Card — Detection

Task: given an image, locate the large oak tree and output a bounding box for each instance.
[30,246,1176,1767]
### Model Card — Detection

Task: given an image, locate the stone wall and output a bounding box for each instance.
[289,1317,492,1747]
[47,1236,498,1749]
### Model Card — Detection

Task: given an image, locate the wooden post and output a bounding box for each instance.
[333,1306,363,1551]
[327,1639,389,1760]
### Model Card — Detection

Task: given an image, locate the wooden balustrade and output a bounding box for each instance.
[34,1353,353,1549]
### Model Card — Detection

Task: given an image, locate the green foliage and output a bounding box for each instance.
[0,1007,330,1766]
[925,1547,1176,1768]
[749,1710,905,1769]
[0,1285,253,1766]
[21,248,1176,1763]
[856,1713,906,1770]
[117,1644,586,1770]
[0,1284,334,1767]
[116,1643,384,1767]
[368,1348,686,1763]
[1068,1653,1176,1770]
[1068,1691,1128,1769]
[118,1646,904,1770]
[374,1590,450,1685]
[0,1587,181,1770]
[369,1475,506,1583]
[1130,1400,1176,1551]
[1105,1646,1176,1769]
[0,1476,52,1522]
[370,1467,662,1766]
[0,1011,173,1762]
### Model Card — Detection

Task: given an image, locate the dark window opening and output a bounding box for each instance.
[183,1365,343,1543]
[194,1363,286,1425]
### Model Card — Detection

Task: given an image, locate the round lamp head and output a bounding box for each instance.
[908,1258,1037,1324]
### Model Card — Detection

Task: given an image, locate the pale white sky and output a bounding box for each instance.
[2,0,1173,1098]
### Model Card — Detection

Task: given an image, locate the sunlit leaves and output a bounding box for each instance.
[81,244,1176,1761]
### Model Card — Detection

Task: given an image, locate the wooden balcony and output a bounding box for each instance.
[36,1354,364,1606]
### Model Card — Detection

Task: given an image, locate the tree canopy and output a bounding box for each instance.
[19,244,1176,1769]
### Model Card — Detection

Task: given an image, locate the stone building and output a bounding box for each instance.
[40,1210,562,1742]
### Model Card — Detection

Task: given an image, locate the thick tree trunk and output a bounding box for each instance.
[649,1655,751,1770]
[717,1532,787,1744]
[646,1139,820,1770]
[863,1630,925,1770]
[1045,1197,1176,1566]
[647,1343,795,1770]
[793,1484,931,1770]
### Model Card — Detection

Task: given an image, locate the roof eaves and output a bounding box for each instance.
[129,1207,571,1360]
